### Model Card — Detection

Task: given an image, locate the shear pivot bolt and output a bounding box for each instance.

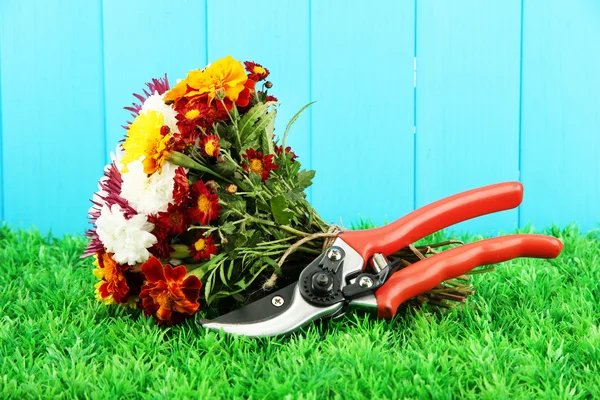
[271,296,285,307]
[327,248,343,261]
[358,276,374,288]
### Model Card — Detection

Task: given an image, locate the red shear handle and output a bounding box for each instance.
[375,234,563,319]
[339,182,524,262]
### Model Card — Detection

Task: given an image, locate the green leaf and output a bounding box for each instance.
[238,102,268,141]
[297,169,316,191]
[261,257,282,275]
[282,101,315,149]
[270,195,293,225]
[220,222,236,235]
[212,159,237,178]
[284,190,305,203]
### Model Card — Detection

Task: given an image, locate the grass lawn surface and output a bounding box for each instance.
[0,223,598,399]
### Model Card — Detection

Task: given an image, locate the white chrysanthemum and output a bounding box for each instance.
[140,91,179,133]
[95,204,157,265]
[120,158,177,215]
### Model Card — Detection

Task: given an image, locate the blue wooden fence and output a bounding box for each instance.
[1,0,599,236]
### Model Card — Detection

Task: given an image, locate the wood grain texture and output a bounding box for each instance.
[311,0,415,227]
[102,0,207,152]
[0,0,105,234]
[520,0,600,232]
[206,0,312,198]
[415,0,522,235]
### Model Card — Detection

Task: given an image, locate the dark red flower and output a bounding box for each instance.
[274,144,298,163]
[175,101,228,142]
[148,228,174,259]
[172,167,190,206]
[139,257,202,325]
[189,180,221,225]
[188,232,218,261]
[244,61,270,81]
[152,203,189,236]
[242,148,279,182]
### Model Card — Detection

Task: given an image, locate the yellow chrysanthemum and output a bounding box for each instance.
[121,110,172,174]
[185,56,248,104]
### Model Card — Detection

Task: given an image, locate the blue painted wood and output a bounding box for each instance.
[2,0,600,235]
[415,0,522,236]
[520,0,600,233]
[206,0,312,199]
[0,0,105,235]
[310,0,415,228]
[102,0,207,152]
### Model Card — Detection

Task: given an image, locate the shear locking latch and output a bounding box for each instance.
[342,254,400,300]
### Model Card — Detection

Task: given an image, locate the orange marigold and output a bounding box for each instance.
[139,257,202,325]
[93,251,130,304]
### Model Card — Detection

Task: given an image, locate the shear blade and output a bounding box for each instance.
[198,283,343,337]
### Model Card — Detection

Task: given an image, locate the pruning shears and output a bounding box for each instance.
[198,182,563,337]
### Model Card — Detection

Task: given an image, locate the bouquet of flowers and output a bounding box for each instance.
[84,56,478,325]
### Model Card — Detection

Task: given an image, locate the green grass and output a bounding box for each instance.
[0,223,599,399]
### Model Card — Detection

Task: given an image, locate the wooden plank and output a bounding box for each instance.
[520,0,600,232]
[0,0,105,235]
[311,0,415,228]
[207,0,312,198]
[415,0,522,235]
[102,0,207,151]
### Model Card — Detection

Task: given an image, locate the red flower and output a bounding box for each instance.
[93,251,131,304]
[189,180,221,225]
[242,148,279,182]
[139,257,202,325]
[274,144,298,162]
[148,229,175,259]
[175,101,228,141]
[200,134,220,157]
[152,204,189,236]
[172,167,190,206]
[188,233,218,261]
[244,61,270,81]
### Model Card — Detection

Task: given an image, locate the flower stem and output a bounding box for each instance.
[247,216,311,237]
[170,244,191,260]
[168,151,231,182]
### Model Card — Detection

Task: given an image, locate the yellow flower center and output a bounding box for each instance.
[249,159,264,175]
[253,66,267,75]
[204,140,217,157]
[198,195,211,214]
[185,109,200,120]
[194,238,207,252]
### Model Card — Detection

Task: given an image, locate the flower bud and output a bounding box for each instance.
[226,184,238,194]
[215,88,226,101]
[160,125,170,136]
[217,155,225,163]
[265,81,273,89]
[220,237,229,245]
[206,180,218,191]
